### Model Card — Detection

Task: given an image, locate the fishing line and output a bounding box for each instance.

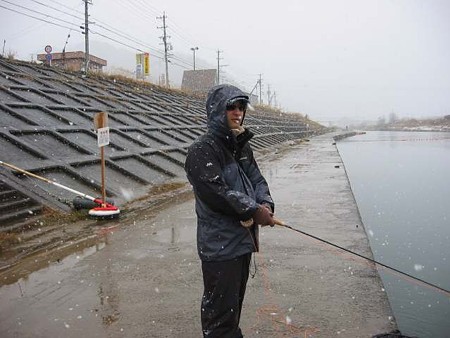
[247,227,320,336]
[275,221,450,296]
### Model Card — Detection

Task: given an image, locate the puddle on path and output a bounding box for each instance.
[0,235,107,287]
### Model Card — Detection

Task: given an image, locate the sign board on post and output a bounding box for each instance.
[136,64,143,79]
[144,52,150,76]
[136,52,150,79]
[94,112,109,147]
[44,45,53,66]
[136,53,144,80]
[97,127,110,147]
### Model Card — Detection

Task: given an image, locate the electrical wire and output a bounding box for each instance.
[26,0,84,21]
[0,4,76,31]
[9,2,199,72]
[50,0,85,16]
[90,23,165,59]
[89,30,147,55]
[0,0,81,29]
[131,0,160,17]
[88,29,190,70]
[1,0,268,92]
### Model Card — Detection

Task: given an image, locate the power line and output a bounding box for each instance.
[27,0,84,21]
[22,0,83,55]
[88,5,193,70]
[119,0,213,68]
[3,0,167,61]
[91,22,165,59]
[0,0,81,29]
[51,0,85,16]
[1,0,266,92]
[90,30,146,54]
[113,1,158,31]
[89,30,189,70]
[0,4,76,31]
[129,0,160,18]
[89,7,188,63]
[0,0,172,66]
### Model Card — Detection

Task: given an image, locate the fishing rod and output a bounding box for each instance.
[0,160,120,217]
[273,219,450,296]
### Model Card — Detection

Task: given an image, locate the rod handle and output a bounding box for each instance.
[273,218,285,226]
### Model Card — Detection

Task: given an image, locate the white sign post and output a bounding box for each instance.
[94,112,109,207]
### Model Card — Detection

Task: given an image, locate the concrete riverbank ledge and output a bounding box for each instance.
[333,130,367,141]
[244,132,398,337]
[0,133,398,337]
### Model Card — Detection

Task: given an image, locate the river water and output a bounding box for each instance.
[336,131,450,338]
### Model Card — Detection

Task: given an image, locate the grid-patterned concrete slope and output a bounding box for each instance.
[0,58,318,229]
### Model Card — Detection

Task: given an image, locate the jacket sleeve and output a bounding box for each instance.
[185,141,258,221]
[241,145,275,211]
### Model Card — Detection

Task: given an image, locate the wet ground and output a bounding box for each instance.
[0,133,397,337]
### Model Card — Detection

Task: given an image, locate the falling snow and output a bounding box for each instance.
[414,264,424,272]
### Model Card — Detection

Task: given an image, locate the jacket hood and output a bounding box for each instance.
[205,84,249,137]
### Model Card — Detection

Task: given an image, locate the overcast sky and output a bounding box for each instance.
[1,0,449,123]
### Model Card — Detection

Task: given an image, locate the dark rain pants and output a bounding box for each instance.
[200,253,252,338]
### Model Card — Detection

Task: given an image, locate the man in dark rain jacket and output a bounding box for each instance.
[185,84,275,337]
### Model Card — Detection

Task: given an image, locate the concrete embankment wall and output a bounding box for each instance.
[0,57,320,229]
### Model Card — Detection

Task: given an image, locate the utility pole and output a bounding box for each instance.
[2,40,5,58]
[62,32,71,69]
[258,74,263,105]
[267,84,272,106]
[83,0,92,75]
[157,12,170,88]
[216,50,223,84]
[267,85,276,107]
[191,47,198,70]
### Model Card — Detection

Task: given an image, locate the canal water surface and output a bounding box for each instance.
[337,131,450,338]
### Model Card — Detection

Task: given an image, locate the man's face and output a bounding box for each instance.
[226,100,246,129]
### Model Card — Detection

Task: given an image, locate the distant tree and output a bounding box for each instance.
[444,115,450,120]
[377,116,386,126]
[107,66,134,78]
[6,50,17,60]
[388,112,398,124]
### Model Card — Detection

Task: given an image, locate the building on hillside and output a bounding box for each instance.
[182,69,259,103]
[37,51,107,72]
[181,69,217,94]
